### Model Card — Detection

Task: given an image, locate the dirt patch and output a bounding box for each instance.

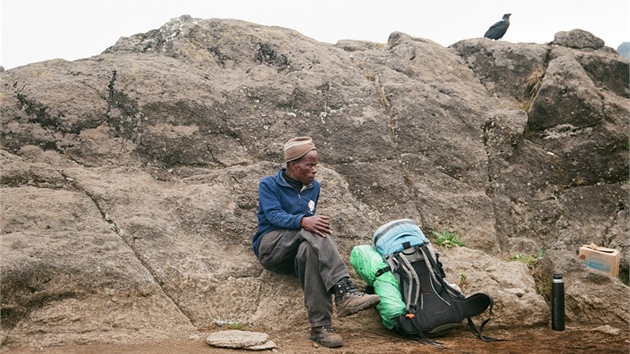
[1,326,627,354]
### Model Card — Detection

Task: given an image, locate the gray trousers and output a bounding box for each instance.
[257,228,349,327]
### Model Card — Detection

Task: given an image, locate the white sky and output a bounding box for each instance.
[2,0,629,70]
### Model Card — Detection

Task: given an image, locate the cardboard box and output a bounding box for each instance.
[578,243,620,277]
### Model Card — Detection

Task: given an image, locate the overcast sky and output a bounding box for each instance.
[2,0,628,70]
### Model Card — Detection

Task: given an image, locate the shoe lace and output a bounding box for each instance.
[336,279,363,299]
[321,325,335,333]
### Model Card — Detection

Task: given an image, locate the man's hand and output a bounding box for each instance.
[300,215,332,238]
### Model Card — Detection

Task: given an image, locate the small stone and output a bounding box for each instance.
[592,325,620,336]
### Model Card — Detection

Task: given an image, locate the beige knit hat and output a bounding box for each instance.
[284,136,316,162]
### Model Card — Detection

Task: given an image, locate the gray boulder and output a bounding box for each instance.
[0,16,628,348]
[554,29,606,50]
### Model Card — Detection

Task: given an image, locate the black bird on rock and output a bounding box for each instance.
[484,13,511,40]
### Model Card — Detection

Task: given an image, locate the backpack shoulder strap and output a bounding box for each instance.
[417,244,466,299]
[395,251,421,314]
[462,294,502,342]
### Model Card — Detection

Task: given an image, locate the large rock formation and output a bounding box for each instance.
[1,16,628,348]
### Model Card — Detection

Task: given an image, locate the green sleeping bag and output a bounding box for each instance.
[349,245,406,330]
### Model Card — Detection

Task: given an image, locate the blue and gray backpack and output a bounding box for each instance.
[372,219,496,342]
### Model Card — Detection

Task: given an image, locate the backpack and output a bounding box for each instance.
[373,219,496,342]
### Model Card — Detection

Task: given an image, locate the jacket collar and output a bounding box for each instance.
[277,168,313,190]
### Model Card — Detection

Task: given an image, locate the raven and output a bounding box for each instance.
[484,13,511,40]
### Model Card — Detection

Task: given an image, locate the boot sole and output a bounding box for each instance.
[337,296,381,318]
[310,335,343,348]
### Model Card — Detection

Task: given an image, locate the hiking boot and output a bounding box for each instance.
[334,278,381,318]
[310,325,343,348]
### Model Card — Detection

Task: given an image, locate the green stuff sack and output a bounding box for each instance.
[350,245,405,329]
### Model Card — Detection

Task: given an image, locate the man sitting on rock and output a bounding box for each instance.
[252,136,381,348]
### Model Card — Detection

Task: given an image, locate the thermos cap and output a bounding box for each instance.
[553,273,564,283]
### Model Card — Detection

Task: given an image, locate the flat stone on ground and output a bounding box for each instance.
[246,340,277,350]
[206,330,270,349]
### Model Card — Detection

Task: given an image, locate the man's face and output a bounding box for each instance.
[288,150,319,185]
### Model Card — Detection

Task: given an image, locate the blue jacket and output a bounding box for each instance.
[252,168,320,257]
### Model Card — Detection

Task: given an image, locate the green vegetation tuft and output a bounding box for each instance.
[431,230,465,248]
[458,273,469,292]
[227,322,244,330]
[508,245,546,267]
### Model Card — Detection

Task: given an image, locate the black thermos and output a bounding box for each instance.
[551,273,565,331]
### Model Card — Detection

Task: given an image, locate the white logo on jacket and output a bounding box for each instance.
[308,200,315,214]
